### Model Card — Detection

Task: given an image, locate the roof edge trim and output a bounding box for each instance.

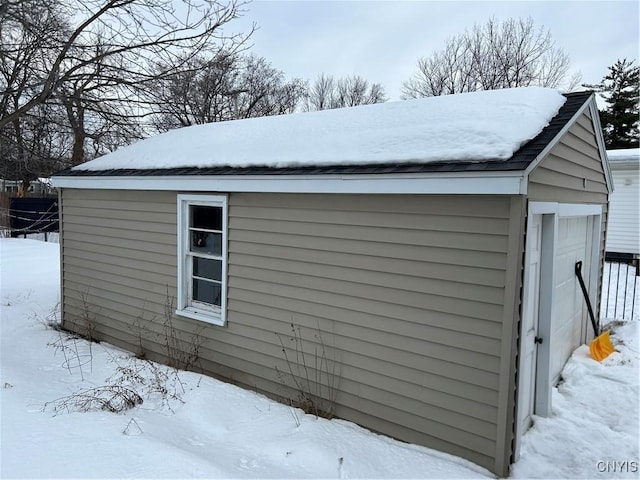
[51,171,526,195]
[590,101,614,194]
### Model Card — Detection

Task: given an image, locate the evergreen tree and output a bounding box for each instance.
[589,59,639,149]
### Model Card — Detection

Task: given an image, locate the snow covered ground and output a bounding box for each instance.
[1,238,638,478]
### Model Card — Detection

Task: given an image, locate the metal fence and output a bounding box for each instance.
[1,196,59,240]
[601,259,639,321]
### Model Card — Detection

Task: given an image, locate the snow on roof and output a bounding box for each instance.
[607,148,640,165]
[74,87,566,172]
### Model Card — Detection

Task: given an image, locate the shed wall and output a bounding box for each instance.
[60,189,517,472]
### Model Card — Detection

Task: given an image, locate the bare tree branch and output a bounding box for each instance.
[305,73,387,111]
[0,0,253,129]
[147,52,307,131]
[402,16,578,99]
[0,0,253,180]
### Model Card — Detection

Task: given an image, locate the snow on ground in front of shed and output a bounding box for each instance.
[0,239,490,479]
[511,320,640,479]
[2,238,638,479]
[73,87,566,171]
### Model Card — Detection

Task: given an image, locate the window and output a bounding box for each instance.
[176,195,227,326]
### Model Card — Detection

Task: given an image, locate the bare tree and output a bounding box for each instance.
[0,0,252,182]
[58,67,145,166]
[306,74,387,110]
[307,73,336,110]
[149,52,307,132]
[0,102,70,188]
[402,17,580,98]
[231,54,307,119]
[1,0,252,129]
[0,1,70,185]
[150,52,238,130]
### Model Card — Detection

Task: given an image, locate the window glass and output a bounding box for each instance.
[193,257,221,282]
[190,205,222,231]
[190,231,222,256]
[193,278,222,306]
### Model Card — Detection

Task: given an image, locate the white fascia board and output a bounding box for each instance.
[590,101,614,194]
[51,171,526,195]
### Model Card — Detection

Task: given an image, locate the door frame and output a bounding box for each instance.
[514,201,603,459]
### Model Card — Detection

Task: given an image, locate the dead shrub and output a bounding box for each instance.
[43,385,143,414]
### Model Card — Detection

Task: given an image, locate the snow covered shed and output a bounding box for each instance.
[605,148,639,258]
[52,88,611,476]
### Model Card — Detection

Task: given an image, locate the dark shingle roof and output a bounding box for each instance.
[56,91,593,178]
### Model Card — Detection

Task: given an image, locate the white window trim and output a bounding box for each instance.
[176,194,228,326]
[528,201,602,217]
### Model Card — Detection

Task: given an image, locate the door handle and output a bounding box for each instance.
[534,336,543,345]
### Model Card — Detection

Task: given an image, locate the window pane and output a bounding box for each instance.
[190,231,222,256]
[193,279,221,306]
[193,257,221,281]
[190,205,222,231]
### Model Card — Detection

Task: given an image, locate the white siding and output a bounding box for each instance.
[606,166,640,255]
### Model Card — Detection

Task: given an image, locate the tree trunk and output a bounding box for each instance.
[71,128,85,166]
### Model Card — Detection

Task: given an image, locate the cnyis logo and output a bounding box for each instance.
[596,461,638,473]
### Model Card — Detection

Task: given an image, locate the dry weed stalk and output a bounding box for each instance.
[275,321,341,420]
[161,289,203,371]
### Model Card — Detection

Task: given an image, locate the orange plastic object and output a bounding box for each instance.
[589,330,616,362]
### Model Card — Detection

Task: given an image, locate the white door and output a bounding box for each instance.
[550,216,589,384]
[517,214,542,434]
[515,205,602,460]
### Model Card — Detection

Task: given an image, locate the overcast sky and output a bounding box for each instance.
[230,0,640,101]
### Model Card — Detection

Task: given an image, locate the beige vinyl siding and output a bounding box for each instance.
[61,189,516,473]
[494,196,526,476]
[529,109,609,204]
[61,189,178,352]
[230,193,514,471]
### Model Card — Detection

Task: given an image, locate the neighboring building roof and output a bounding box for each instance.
[58,88,588,178]
[607,148,640,167]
